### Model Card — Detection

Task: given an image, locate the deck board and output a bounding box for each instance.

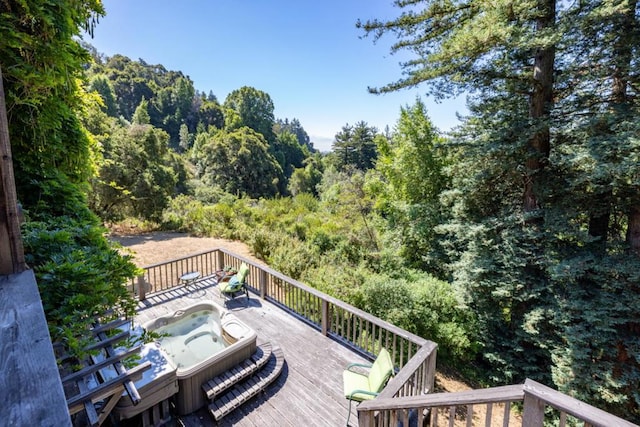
[134,278,365,426]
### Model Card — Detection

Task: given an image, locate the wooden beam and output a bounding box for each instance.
[0,65,26,275]
[66,361,150,413]
[61,345,142,384]
[0,271,71,426]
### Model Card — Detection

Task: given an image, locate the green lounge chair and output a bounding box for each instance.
[219,262,250,303]
[342,347,394,426]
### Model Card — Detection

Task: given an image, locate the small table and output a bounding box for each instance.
[179,271,201,290]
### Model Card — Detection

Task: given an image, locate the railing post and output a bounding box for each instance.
[259,269,267,299]
[137,275,146,301]
[321,300,329,336]
[522,389,545,427]
[216,249,224,271]
[426,347,437,394]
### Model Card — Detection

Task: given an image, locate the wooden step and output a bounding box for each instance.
[208,345,285,422]
[202,342,272,401]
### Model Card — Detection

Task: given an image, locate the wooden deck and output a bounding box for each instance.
[134,277,369,427]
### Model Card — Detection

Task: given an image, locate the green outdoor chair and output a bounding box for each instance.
[342,347,394,426]
[219,262,250,303]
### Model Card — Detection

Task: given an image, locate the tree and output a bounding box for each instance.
[196,127,282,198]
[132,97,151,125]
[179,123,192,152]
[331,121,378,171]
[90,123,178,221]
[1,0,138,359]
[223,86,276,143]
[360,1,640,420]
[275,117,315,152]
[374,98,449,275]
[289,154,324,196]
[89,75,118,116]
[272,130,308,183]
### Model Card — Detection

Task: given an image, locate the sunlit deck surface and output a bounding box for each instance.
[134,277,367,427]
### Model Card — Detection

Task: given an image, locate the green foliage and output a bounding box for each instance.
[330,121,379,171]
[86,54,214,146]
[131,97,151,124]
[88,75,118,116]
[362,1,640,421]
[223,86,276,143]
[274,117,315,153]
[373,98,451,276]
[355,272,475,364]
[1,1,140,364]
[89,122,178,221]
[288,154,324,196]
[195,127,282,198]
[23,215,139,357]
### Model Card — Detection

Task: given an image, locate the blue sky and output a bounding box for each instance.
[85,0,467,151]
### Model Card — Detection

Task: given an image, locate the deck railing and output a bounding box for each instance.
[356,379,638,427]
[133,249,637,427]
[134,247,437,396]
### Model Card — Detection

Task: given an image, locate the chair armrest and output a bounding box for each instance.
[345,362,372,372]
[346,389,380,399]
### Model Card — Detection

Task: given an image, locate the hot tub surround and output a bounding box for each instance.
[143,301,257,415]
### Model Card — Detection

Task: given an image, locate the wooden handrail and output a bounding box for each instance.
[523,379,638,427]
[134,248,639,427]
[359,384,524,411]
[357,380,639,427]
[136,247,438,403]
[377,341,437,399]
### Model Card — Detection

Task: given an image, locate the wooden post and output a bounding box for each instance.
[321,299,329,336]
[522,389,545,427]
[216,249,225,271]
[0,66,26,275]
[137,275,146,301]
[259,269,267,299]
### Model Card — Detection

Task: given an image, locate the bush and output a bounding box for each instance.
[355,271,477,364]
[23,216,139,359]
[268,237,316,280]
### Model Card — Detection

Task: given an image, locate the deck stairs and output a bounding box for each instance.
[202,341,285,422]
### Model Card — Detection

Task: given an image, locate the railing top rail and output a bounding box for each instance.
[377,342,438,399]
[359,384,525,412]
[141,247,223,270]
[142,247,429,348]
[523,379,639,427]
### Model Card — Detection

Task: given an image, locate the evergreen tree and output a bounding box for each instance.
[361,0,640,420]
[331,122,378,171]
[88,75,118,116]
[132,97,151,125]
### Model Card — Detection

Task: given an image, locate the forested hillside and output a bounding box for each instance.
[2,0,639,423]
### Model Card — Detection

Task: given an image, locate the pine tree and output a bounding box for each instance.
[361,1,640,420]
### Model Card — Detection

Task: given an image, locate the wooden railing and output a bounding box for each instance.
[132,248,224,298]
[135,247,438,396]
[356,379,639,427]
[134,249,638,427]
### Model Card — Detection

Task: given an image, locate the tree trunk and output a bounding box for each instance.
[0,66,27,274]
[591,0,637,246]
[613,0,640,257]
[524,0,556,219]
[628,206,640,256]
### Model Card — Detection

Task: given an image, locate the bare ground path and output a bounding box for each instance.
[109,231,264,268]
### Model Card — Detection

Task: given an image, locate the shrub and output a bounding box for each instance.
[23,216,139,359]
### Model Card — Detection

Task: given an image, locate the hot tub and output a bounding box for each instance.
[144,301,257,415]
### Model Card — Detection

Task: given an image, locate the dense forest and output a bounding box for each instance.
[1,0,639,423]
